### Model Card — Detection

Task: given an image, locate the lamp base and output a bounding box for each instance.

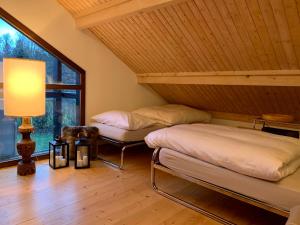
[16,117,36,176]
[17,160,35,176]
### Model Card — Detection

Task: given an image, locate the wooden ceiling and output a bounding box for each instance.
[58,0,300,122]
[150,84,300,120]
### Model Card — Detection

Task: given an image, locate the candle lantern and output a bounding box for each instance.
[49,136,69,169]
[74,131,91,169]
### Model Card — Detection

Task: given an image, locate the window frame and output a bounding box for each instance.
[0,7,86,166]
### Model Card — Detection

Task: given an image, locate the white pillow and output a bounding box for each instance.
[133,104,211,126]
[91,110,156,130]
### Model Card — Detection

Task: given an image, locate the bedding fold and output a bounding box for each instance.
[145,124,300,181]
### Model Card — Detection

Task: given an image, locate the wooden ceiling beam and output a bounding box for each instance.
[75,0,180,29]
[137,70,300,86]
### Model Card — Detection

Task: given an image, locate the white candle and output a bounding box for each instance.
[55,156,61,167]
[83,156,88,166]
[77,159,83,167]
[60,158,66,167]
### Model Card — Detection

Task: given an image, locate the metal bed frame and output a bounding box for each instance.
[98,135,146,169]
[151,147,289,225]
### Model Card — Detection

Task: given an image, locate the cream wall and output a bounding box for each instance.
[0,0,165,124]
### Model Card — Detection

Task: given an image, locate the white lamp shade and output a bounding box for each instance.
[3,58,46,117]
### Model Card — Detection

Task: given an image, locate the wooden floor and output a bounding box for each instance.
[0,146,287,225]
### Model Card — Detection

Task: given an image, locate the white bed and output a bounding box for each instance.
[146,123,300,181]
[159,148,300,211]
[91,122,165,142]
[146,123,300,224]
[91,105,211,169]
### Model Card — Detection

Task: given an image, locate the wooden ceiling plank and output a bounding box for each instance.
[158,7,206,71]
[161,6,209,70]
[148,83,300,121]
[119,18,166,72]
[264,86,283,114]
[247,86,266,115]
[97,24,144,73]
[132,15,176,72]
[258,0,291,69]
[223,0,264,69]
[152,10,199,71]
[244,87,262,114]
[192,0,244,70]
[290,86,300,114]
[269,0,299,68]
[187,1,238,70]
[179,2,231,70]
[175,2,226,71]
[139,13,188,72]
[275,86,295,114]
[235,0,272,69]
[125,16,170,72]
[168,4,218,70]
[110,21,158,72]
[58,0,300,73]
[225,88,249,114]
[204,0,254,70]
[283,0,300,67]
[154,12,198,71]
[205,85,226,111]
[245,0,281,69]
[212,0,258,69]
[75,0,183,29]
[103,24,148,71]
[150,84,300,121]
[92,26,142,72]
[229,86,248,113]
[130,15,176,72]
[192,85,211,109]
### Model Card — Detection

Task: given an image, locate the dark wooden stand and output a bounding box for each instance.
[16,129,36,176]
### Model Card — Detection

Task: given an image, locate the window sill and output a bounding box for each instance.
[0,152,49,169]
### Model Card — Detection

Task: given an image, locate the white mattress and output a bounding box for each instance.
[159,148,300,210]
[91,122,165,142]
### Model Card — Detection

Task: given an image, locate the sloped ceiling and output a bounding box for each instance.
[58,0,300,121]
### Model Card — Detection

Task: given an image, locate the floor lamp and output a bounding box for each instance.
[3,58,45,176]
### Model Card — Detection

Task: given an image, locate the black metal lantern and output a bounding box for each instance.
[49,136,69,169]
[75,136,91,169]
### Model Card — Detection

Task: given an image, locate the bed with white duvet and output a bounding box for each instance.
[146,123,300,181]
[146,123,300,221]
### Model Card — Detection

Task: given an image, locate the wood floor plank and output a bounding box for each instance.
[0,148,287,225]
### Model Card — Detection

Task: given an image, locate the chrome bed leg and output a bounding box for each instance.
[99,141,145,170]
[151,148,235,225]
[120,146,126,169]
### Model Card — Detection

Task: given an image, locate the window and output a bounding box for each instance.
[0,9,85,164]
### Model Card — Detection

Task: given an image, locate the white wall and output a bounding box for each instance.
[0,0,166,123]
